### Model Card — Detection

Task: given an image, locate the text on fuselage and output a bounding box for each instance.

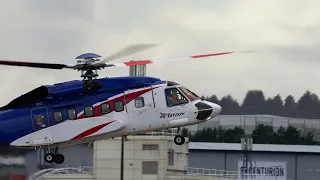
[160,112,185,119]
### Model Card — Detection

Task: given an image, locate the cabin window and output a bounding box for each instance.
[165,88,188,107]
[84,106,94,117]
[67,109,76,120]
[135,97,145,108]
[101,103,111,114]
[35,114,45,125]
[114,100,124,112]
[54,112,63,122]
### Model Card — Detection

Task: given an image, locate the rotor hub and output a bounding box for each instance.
[75,53,101,60]
[74,53,105,81]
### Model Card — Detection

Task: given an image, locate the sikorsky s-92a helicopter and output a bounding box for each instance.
[0,44,251,164]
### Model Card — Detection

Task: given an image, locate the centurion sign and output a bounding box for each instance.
[237,160,286,180]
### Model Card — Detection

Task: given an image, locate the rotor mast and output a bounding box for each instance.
[75,53,104,81]
[75,53,105,92]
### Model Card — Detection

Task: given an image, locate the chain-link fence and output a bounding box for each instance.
[187,115,320,142]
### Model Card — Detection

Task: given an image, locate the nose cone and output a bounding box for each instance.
[194,101,222,120]
[213,104,222,114]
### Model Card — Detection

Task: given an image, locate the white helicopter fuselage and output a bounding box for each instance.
[10,82,221,149]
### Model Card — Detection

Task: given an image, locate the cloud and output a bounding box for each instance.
[1,0,320,106]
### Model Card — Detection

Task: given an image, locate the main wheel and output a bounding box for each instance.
[54,154,65,164]
[174,135,185,145]
[44,153,54,163]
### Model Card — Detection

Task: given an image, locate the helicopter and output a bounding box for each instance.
[0,44,250,164]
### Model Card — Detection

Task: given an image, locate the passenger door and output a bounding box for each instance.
[29,106,54,145]
[31,106,51,130]
[125,87,158,131]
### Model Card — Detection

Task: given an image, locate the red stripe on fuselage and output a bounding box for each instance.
[70,121,115,140]
[70,86,160,141]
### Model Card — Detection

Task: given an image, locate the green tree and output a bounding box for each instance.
[200,89,320,118]
[219,95,240,114]
[274,126,302,144]
[204,95,220,104]
[297,91,320,118]
[301,132,316,145]
[265,94,284,116]
[252,124,275,144]
[241,90,266,114]
[223,127,245,143]
[284,95,297,117]
[187,125,319,145]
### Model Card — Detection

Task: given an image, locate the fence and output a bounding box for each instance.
[29,166,275,180]
[187,115,320,141]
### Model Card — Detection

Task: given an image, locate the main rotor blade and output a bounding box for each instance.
[0,60,74,69]
[100,43,158,63]
[103,50,255,67]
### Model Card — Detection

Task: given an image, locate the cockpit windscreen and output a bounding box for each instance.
[178,87,200,101]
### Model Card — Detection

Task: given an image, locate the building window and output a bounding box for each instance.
[135,97,145,108]
[142,161,158,174]
[114,101,124,112]
[168,149,174,165]
[67,109,76,120]
[84,106,94,117]
[53,112,62,122]
[101,103,111,114]
[142,144,159,150]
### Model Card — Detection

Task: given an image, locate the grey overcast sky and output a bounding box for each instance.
[1,0,320,106]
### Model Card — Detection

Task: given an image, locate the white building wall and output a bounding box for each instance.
[44,135,190,180]
[93,136,188,180]
[43,136,244,180]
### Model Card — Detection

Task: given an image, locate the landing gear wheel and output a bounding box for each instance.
[54,154,65,164]
[44,153,55,163]
[174,134,185,145]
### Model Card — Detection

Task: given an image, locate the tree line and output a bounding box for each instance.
[201,90,320,119]
[182,124,318,145]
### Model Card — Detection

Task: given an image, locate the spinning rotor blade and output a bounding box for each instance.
[103,50,254,67]
[100,43,158,63]
[0,60,74,69]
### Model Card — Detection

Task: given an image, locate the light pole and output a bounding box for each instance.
[241,134,253,178]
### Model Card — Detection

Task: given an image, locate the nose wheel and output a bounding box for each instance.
[44,147,65,164]
[44,153,55,163]
[174,127,185,145]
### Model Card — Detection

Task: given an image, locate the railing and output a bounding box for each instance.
[187,167,274,179]
[29,166,273,180]
[28,166,93,180]
[27,168,55,180]
[64,165,93,174]
[188,167,238,178]
[138,128,179,136]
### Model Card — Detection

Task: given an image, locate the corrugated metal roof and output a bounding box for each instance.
[188,142,320,153]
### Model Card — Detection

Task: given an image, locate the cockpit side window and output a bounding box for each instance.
[165,88,188,107]
[178,87,200,101]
